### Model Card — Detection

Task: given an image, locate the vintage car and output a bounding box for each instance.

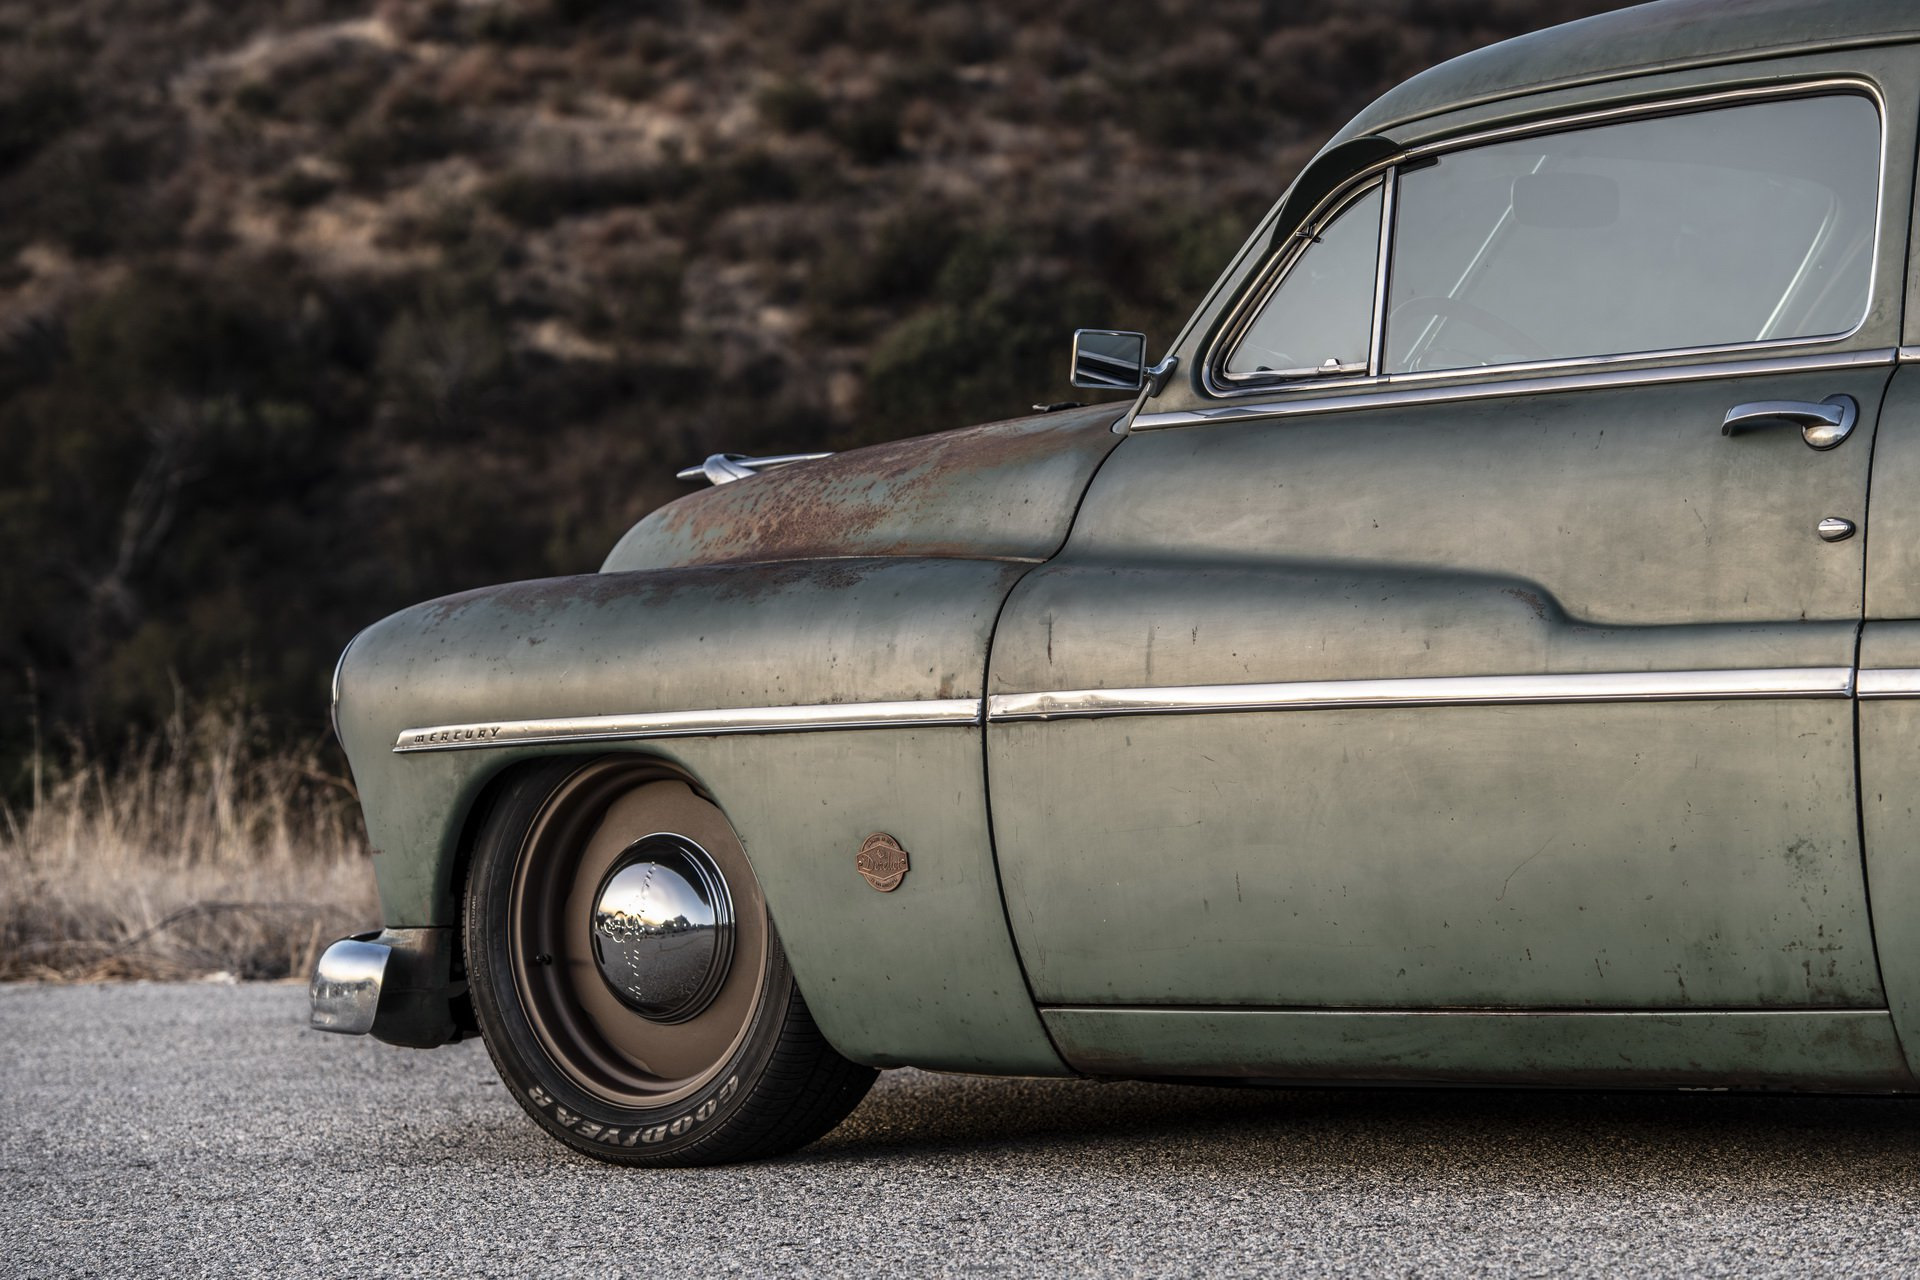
[313,0,1920,1165]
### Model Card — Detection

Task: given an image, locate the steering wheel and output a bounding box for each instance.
[1388,295,1551,363]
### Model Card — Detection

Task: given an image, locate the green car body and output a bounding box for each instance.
[324,0,1920,1096]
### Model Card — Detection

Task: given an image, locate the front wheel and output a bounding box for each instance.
[464,758,876,1165]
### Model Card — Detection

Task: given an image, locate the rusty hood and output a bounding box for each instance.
[602,402,1127,572]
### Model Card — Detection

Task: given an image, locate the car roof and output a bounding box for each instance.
[1337,0,1920,143]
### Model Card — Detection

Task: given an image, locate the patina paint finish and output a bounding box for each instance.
[603,403,1124,572]
[1858,620,1920,1079]
[334,556,1065,1071]
[1862,377,1920,1078]
[326,1,1920,1094]
[1042,1008,1914,1090]
[988,360,1892,1012]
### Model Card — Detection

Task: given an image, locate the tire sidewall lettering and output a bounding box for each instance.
[525,1075,741,1150]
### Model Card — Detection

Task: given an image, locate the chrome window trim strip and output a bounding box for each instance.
[1135,348,1895,431]
[1397,77,1887,166]
[1213,177,1387,387]
[1196,77,1886,403]
[393,699,982,753]
[987,668,1854,723]
[1366,165,1397,377]
[1858,669,1920,698]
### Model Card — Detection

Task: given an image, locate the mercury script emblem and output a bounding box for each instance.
[856,833,910,892]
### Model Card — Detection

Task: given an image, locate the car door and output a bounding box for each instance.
[988,82,1903,1016]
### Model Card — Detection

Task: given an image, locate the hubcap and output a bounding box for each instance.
[509,768,769,1109]
[590,837,734,1023]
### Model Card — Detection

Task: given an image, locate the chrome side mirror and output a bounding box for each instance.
[1070,329,1148,390]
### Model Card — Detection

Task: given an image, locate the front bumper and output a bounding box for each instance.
[309,926,464,1048]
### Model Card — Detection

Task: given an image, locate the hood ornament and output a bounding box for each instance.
[676,451,834,487]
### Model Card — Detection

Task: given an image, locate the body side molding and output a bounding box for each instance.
[394,699,982,753]
[989,667,1854,722]
[1858,667,1920,697]
[395,667,1854,752]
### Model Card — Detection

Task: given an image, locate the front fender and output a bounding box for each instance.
[335,557,1066,1074]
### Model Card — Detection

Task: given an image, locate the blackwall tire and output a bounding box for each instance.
[464,758,877,1166]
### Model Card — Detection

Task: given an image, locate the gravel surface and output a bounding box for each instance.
[4,983,1920,1277]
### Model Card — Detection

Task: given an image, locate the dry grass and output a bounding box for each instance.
[0,707,377,982]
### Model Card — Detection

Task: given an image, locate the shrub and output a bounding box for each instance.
[757,78,830,133]
[0,70,85,172]
[832,100,904,164]
[485,162,694,227]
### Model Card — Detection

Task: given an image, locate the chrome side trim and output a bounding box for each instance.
[1136,349,1895,430]
[396,668,1863,751]
[1899,346,1920,363]
[1858,669,1920,698]
[394,699,982,753]
[988,668,1853,723]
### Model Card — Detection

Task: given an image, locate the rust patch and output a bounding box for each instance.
[631,403,1124,569]
[856,832,910,892]
[412,560,897,633]
[1498,586,1552,621]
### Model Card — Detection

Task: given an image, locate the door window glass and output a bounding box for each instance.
[1224,182,1381,378]
[1385,93,1879,374]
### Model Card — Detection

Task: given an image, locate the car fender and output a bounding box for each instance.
[335,557,1067,1073]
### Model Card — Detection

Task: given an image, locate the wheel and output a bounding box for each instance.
[464,758,877,1165]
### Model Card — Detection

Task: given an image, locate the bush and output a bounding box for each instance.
[832,100,905,164]
[0,71,85,172]
[485,162,694,227]
[757,78,829,133]
[581,257,686,341]
[860,266,1117,441]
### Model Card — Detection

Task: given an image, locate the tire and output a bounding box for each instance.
[464,757,877,1166]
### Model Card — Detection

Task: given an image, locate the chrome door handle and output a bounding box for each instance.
[1721,395,1857,450]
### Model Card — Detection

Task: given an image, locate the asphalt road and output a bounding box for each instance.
[5,984,1920,1278]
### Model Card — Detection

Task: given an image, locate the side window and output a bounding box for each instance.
[1213,90,1880,393]
[1385,93,1879,373]
[1224,182,1382,378]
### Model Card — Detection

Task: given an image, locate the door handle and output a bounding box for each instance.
[1721,395,1857,450]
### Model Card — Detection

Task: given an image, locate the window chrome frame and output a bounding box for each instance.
[1212,176,1388,384]
[1141,347,1895,431]
[1200,77,1887,403]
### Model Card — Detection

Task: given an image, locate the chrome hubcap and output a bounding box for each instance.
[589,836,734,1023]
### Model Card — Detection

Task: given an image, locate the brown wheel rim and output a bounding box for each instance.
[508,762,768,1110]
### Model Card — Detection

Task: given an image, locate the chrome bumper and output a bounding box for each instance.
[309,926,463,1047]
[310,932,392,1034]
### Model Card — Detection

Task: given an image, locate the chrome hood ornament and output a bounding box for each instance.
[676,451,834,487]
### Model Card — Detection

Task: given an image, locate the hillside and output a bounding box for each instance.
[0,0,1630,774]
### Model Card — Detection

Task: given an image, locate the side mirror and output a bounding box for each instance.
[1070,329,1147,390]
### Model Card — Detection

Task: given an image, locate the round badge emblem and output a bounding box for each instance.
[856,833,910,892]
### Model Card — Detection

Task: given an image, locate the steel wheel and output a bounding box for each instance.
[465,758,876,1165]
